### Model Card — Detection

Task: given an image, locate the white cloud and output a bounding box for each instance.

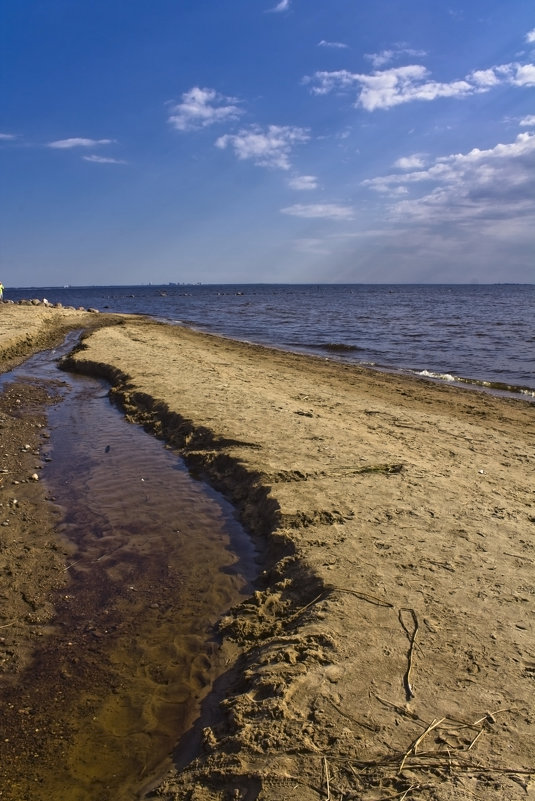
[363,133,535,230]
[215,125,309,170]
[365,47,427,69]
[520,115,535,127]
[48,137,114,149]
[366,50,394,69]
[168,87,242,132]
[318,40,348,50]
[288,174,318,190]
[510,63,535,86]
[526,28,535,43]
[307,58,535,111]
[305,69,359,96]
[281,203,354,220]
[360,66,475,110]
[269,0,290,12]
[82,155,127,164]
[394,154,426,170]
[469,68,501,87]
[482,63,535,87]
[0,133,16,140]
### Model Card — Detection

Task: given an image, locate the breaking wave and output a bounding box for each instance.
[416,369,535,400]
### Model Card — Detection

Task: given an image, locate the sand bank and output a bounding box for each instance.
[62,317,534,801]
[1,307,534,800]
[0,302,125,368]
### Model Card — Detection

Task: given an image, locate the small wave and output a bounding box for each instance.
[418,369,456,382]
[416,370,535,399]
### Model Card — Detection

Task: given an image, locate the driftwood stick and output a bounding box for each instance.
[323,755,331,800]
[399,607,419,701]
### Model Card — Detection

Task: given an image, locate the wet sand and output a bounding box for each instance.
[1,306,534,801]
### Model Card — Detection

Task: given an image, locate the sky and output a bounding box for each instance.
[1,0,534,286]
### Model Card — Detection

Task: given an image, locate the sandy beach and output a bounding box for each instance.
[1,306,534,801]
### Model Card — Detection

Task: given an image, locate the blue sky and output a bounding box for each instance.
[2,0,534,286]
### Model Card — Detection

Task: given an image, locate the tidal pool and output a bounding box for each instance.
[0,335,257,800]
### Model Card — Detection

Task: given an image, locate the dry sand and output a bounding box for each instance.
[1,306,534,800]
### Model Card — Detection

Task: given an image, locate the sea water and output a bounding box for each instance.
[8,284,534,398]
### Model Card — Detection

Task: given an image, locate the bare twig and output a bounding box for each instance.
[399,608,419,701]
[288,584,394,626]
[399,787,418,801]
[374,785,420,801]
[63,559,83,572]
[329,586,394,608]
[400,718,445,772]
[372,693,425,723]
[289,591,328,620]
[323,756,331,800]
[467,729,484,751]
[471,708,516,727]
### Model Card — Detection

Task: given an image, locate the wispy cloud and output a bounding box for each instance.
[306,59,535,111]
[281,203,354,220]
[526,28,535,43]
[268,0,290,13]
[363,133,535,229]
[520,114,535,127]
[365,47,426,69]
[168,87,242,132]
[47,137,114,149]
[318,40,348,50]
[0,133,16,141]
[394,154,426,170]
[82,155,127,164]
[288,174,318,190]
[216,125,309,170]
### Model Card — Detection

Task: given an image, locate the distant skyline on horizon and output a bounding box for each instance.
[8,281,534,291]
[2,1,534,286]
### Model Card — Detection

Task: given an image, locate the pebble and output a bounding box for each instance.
[30,473,39,481]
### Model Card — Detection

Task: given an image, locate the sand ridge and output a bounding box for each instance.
[0,306,533,800]
[63,317,534,801]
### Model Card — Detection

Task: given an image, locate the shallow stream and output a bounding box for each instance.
[0,334,257,799]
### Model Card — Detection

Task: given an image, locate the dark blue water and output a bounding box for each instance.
[7,284,534,398]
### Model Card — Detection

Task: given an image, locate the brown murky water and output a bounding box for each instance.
[0,336,256,800]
